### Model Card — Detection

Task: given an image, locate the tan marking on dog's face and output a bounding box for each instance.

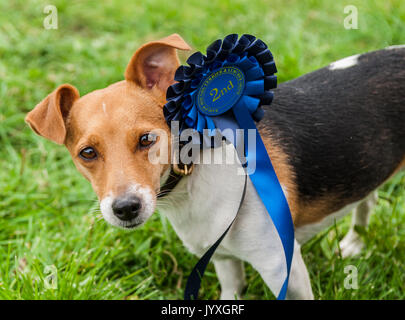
[25,34,191,229]
[65,81,171,227]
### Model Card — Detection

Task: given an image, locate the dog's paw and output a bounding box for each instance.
[339,230,364,258]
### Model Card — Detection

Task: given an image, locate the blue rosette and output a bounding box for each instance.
[164,34,294,300]
[164,33,277,141]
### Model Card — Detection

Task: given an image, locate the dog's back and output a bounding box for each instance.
[259,46,405,223]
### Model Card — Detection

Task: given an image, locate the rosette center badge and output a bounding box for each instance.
[196,66,245,116]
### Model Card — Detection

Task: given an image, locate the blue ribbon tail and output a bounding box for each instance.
[232,100,295,300]
[278,277,289,300]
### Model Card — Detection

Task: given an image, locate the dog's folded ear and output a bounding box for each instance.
[125,33,192,101]
[25,84,80,145]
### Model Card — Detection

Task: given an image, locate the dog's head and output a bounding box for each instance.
[25,34,191,229]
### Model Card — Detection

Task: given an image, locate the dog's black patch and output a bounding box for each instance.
[259,47,405,205]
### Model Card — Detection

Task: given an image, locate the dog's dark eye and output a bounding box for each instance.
[79,147,98,161]
[139,133,157,149]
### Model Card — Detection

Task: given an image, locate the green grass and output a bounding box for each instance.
[0,0,404,300]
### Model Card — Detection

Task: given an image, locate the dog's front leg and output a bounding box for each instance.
[285,241,314,300]
[250,239,314,300]
[213,257,246,300]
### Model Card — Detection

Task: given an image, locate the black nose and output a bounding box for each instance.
[112,196,142,221]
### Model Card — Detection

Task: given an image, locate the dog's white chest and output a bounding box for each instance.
[157,145,290,295]
[157,154,246,256]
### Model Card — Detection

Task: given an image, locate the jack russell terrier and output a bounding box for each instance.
[25,34,405,299]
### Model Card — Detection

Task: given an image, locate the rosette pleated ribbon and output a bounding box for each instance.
[163,34,294,300]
